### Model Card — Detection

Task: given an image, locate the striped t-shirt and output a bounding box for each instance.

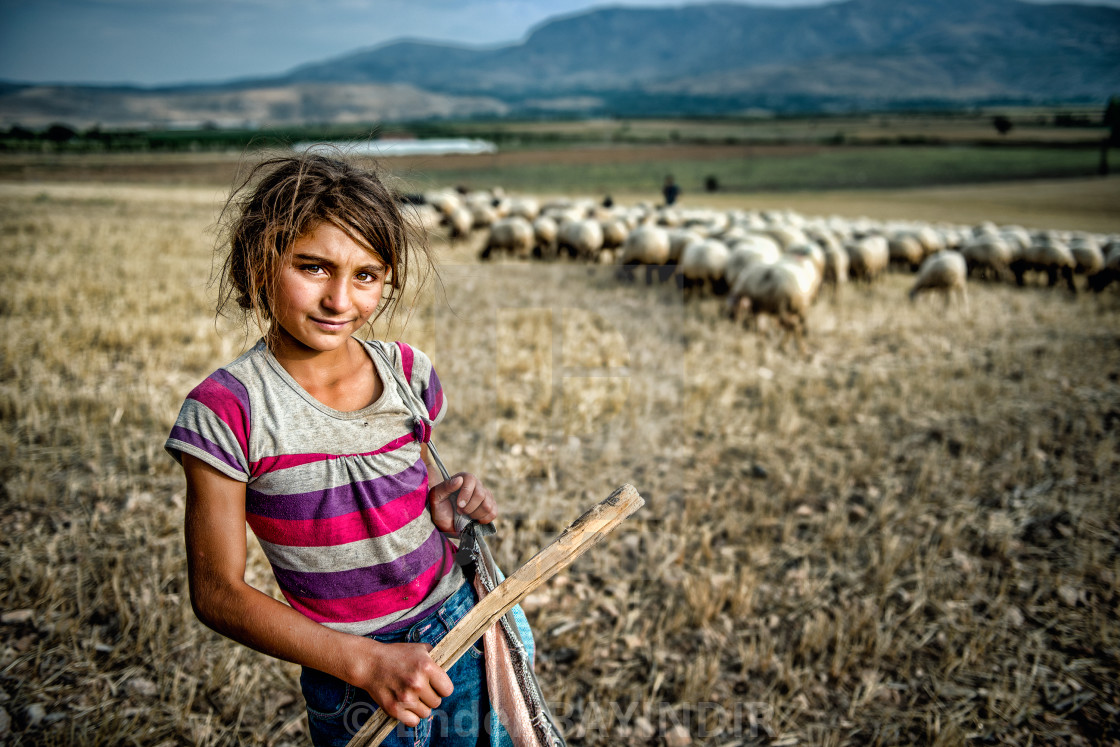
[165,338,464,636]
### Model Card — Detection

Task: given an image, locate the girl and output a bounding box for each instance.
[165,153,496,746]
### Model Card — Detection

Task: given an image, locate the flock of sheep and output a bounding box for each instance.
[406,188,1120,350]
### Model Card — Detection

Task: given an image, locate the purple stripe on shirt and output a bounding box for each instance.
[211,368,251,412]
[245,458,425,521]
[269,529,447,600]
[167,426,247,474]
[423,368,443,419]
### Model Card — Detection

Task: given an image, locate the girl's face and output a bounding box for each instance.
[270,221,387,356]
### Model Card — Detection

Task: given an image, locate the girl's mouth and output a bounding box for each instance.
[311,317,352,330]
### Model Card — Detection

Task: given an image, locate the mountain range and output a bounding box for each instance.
[2,0,1118,128]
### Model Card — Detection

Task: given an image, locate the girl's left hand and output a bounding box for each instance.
[428,472,497,534]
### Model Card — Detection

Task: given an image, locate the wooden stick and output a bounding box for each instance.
[347,483,645,747]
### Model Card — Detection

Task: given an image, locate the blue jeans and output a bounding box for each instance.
[301,582,488,747]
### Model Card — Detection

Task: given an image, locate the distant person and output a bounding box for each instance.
[662,175,680,206]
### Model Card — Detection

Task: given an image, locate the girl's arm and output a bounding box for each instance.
[181,453,452,728]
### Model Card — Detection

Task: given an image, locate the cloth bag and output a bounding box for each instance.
[372,341,566,747]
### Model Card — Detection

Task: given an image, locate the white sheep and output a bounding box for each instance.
[667,228,702,264]
[908,250,969,311]
[845,236,890,283]
[481,216,534,261]
[600,217,630,250]
[532,215,559,259]
[617,225,671,283]
[677,238,731,298]
[888,232,926,271]
[725,235,782,289]
[1012,233,1077,291]
[558,218,605,261]
[447,205,474,241]
[961,233,1013,282]
[728,254,820,353]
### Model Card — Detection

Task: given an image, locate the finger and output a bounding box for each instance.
[428,478,463,533]
[429,668,455,699]
[429,474,464,504]
[457,480,496,522]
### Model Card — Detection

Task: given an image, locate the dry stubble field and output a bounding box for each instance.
[1,174,1119,747]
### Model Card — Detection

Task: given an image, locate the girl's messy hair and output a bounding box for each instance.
[216,150,431,340]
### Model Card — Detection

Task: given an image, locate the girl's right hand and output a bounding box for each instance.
[348,638,454,728]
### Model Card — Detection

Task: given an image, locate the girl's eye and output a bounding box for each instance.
[357,270,381,283]
[300,264,325,275]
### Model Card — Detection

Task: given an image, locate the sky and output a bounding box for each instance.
[2,0,1119,87]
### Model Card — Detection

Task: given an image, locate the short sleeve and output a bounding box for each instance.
[393,341,447,426]
[164,368,252,482]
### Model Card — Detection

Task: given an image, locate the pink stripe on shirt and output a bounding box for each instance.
[284,547,453,624]
[396,341,414,381]
[250,434,415,475]
[247,483,429,547]
[188,377,249,460]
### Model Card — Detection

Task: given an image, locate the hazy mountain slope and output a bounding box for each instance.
[2,0,1117,126]
[283,0,1120,102]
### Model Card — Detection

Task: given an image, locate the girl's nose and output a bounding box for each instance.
[321,279,352,312]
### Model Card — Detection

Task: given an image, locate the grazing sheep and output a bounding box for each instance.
[532,215,559,259]
[506,196,540,222]
[909,250,969,311]
[600,217,630,250]
[961,233,1013,282]
[725,235,782,289]
[888,233,925,271]
[678,238,731,298]
[728,255,820,353]
[1012,234,1077,292]
[1068,235,1105,286]
[469,203,499,230]
[845,236,890,283]
[481,216,534,261]
[1088,240,1120,292]
[785,242,826,277]
[821,243,850,296]
[426,190,463,219]
[447,205,474,241]
[618,225,671,283]
[558,218,605,261]
[667,228,702,264]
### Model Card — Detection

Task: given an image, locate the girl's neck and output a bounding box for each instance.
[269,333,384,412]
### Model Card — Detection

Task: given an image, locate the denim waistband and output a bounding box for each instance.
[370,582,475,645]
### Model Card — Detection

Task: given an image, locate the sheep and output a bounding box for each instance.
[961,233,1013,282]
[506,196,540,222]
[845,236,890,283]
[1088,240,1120,292]
[469,202,499,230]
[532,215,559,259]
[908,250,969,311]
[1012,233,1076,292]
[888,232,925,271]
[677,238,731,298]
[1068,234,1105,286]
[821,243,850,296]
[600,217,630,251]
[447,205,474,241]
[480,216,534,261]
[728,254,820,353]
[667,228,702,264]
[617,225,671,284]
[725,235,782,289]
[557,218,604,262]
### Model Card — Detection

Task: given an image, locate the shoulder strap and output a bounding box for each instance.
[370,340,489,544]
